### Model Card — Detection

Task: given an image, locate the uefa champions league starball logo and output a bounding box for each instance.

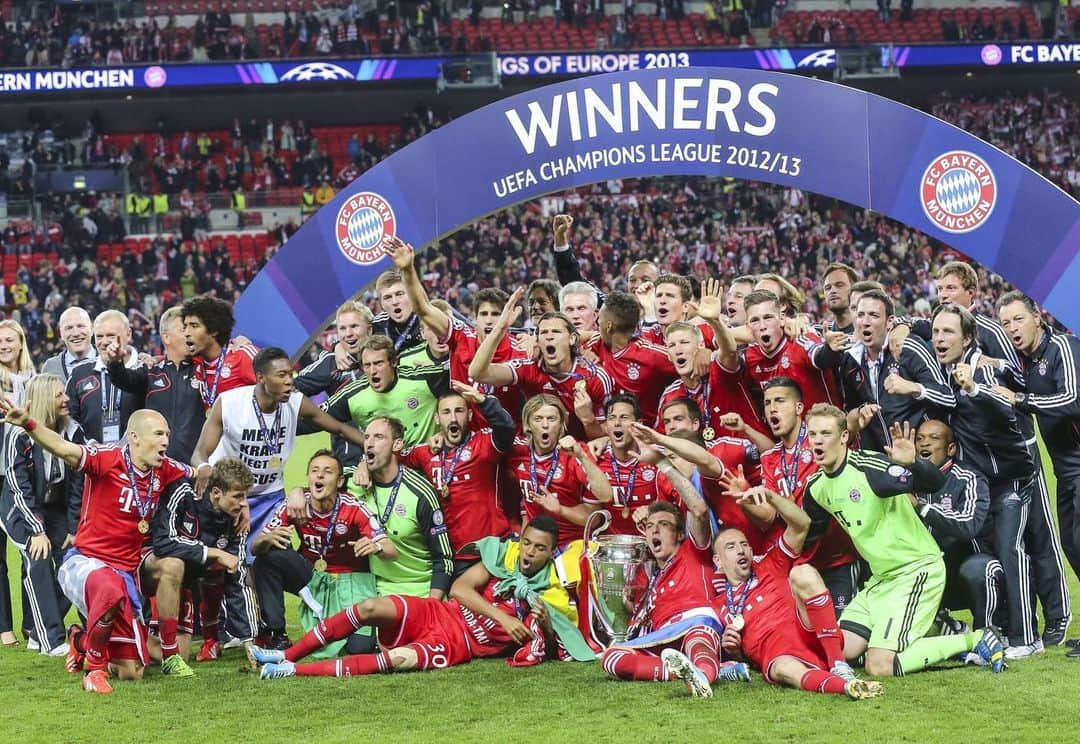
[280,61,355,82]
[919,151,997,234]
[335,192,397,265]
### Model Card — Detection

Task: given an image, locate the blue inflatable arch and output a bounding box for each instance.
[234,67,1080,350]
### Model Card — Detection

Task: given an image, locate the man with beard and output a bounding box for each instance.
[248,517,595,678]
[820,263,859,334]
[526,280,561,330]
[399,382,515,574]
[181,296,257,413]
[507,395,613,548]
[324,335,449,448]
[350,416,453,599]
[470,301,611,441]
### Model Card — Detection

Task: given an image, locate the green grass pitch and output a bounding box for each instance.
[1,434,1077,744]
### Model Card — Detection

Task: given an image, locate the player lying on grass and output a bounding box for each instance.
[247,516,596,678]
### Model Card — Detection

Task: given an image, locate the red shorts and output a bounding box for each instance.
[148,590,197,636]
[59,554,149,666]
[380,595,474,670]
[749,624,827,684]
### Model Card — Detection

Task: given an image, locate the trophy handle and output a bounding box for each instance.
[583,509,611,555]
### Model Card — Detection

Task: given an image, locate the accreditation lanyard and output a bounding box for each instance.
[100,370,122,442]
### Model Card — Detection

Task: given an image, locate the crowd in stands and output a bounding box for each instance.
[1,86,1076,366]
[4,0,1073,67]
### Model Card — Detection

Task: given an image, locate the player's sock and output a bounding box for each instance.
[894,631,980,676]
[83,616,116,673]
[199,581,225,642]
[601,648,671,681]
[684,629,721,684]
[159,617,179,658]
[799,669,849,695]
[285,605,365,662]
[804,591,845,667]
[295,651,393,677]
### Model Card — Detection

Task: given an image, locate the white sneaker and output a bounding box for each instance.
[45,642,71,657]
[661,648,714,699]
[1004,642,1044,660]
[27,638,40,652]
[222,636,248,650]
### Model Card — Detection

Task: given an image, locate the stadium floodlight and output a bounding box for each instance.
[437,53,501,93]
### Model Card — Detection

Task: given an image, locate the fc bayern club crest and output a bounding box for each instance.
[1038,360,1048,376]
[919,151,997,234]
[627,364,641,381]
[335,191,397,265]
[849,488,862,503]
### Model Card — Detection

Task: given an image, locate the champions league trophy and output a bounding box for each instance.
[583,510,652,645]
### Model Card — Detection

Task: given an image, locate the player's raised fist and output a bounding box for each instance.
[552,214,573,243]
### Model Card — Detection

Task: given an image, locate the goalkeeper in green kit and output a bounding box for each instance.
[802,404,1006,677]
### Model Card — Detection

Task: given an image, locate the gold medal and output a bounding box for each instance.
[268,456,282,471]
[137,519,150,535]
[729,614,745,632]
[621,506,630,520]
[702,426,716,441]
[314,559,328,572]
[439,485,449,500]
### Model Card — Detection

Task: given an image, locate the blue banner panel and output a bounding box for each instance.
[231,68,1080,355]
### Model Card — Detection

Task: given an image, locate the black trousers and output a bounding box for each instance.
[988,478,1037,646]
[0,502,70,649]
[1023,451,1071,626]
[942,547,1006,630]
[253,547,375,654]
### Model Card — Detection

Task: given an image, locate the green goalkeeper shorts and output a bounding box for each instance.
[839,556,946,652]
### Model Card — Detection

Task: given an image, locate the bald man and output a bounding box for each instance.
[66,310,145,444]
[42,307,98,381]
[0,402,193,693]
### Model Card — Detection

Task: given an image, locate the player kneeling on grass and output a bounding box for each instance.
[247,516,596,678]
[714,483,881,700]
[601,494,752,699]
[142,457,257,677]
[252,450,397,656]
[802,405,1007,676]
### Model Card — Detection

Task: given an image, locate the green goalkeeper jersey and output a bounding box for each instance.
[804,450,946,578]
[324,364,448,447]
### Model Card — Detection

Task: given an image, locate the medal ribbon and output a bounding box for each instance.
[529,447,560,494]
[314,495,342,563]
[393,315,420,352]
[777,422,808,494]
[251,390,283,456]
[376,470,405,525]
[439,432,471,495]
[200,350,227,408]
[725,574,756,618]
[607,444,638,508]
[123,446,156,523]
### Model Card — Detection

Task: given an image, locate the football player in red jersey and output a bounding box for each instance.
[507,394,612,547]
[713,484,882,699]
[247,517,593,678]
[181,295,257,411]
[758,377,864,614]
[600,496,751,698]
[0,401,191,694]
[471,297,611,441]
[583,290,677,426]
[639,274,717,349]
[658,319,770,442]
[714,289,843,411]
[401,382,515,573]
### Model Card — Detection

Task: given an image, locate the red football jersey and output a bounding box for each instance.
[193,346,257,409]
[507,357,612,440]
[443,317,525,426]
[730,336,840,410]
[639,538,717,631]
[403,430,511,553]
[701,436,768,552]
[508,439,597,547]
[640,321,717,350]
[594,447,680,535]
[714,536,802,666]
[584,337,677,426]
[75,444,193,572]
[760,434,858,570]
[455,577,519,657]
[657,363,768,438]
[264,495,385,573]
